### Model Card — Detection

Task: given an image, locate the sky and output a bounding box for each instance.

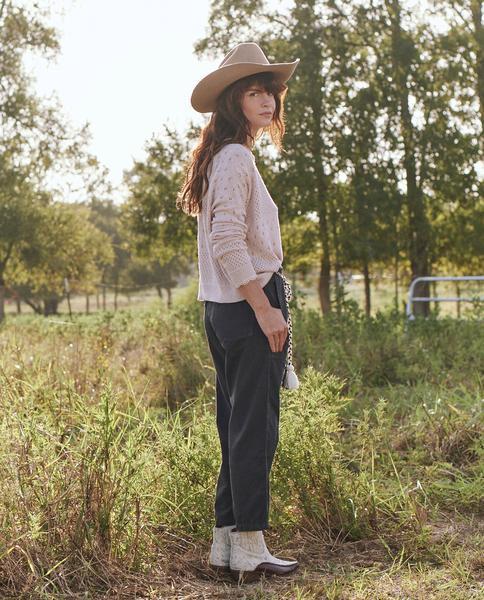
[23,0,224,201]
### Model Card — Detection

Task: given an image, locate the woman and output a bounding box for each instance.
[177,42,300,583]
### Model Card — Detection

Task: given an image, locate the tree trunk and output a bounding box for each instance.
[318,249,331,315]
[318,208,331,314]
[363,262,371,317]
[23,297,42,315]
[0,281,5,322]
[387,0,431,316]
[332,215,343,315]
[44,297,59,316]
[0,244,14,322]
[471,0,484,136]
[86,294,90,314]
[66,291,72,318]
[394,249,399,313]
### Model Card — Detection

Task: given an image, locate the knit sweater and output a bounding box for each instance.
[197,143,283,303]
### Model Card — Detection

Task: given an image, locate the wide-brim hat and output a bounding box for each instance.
[191,42,300,113]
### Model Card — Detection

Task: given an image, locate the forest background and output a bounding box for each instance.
[1,0,482,321]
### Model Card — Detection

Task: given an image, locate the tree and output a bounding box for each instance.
[431,0,484,136]
[0,158,46,319]
[88,198,131,310]
[336,77,404,316]
[0,1,113,319]
[0,0,58,319]
[128,255,191,309]
[11,203,113,315]
[194,0,482,318]
[122,126,196,300]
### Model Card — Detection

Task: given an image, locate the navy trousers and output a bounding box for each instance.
[203,272,289,531]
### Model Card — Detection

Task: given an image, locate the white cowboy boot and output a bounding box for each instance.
[229,528,299,583]
[208,524,234,572]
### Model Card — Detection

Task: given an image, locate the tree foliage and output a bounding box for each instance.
[193,0,483,315]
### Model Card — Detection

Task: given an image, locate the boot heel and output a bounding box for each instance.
[209,564,230,574]
[230,568,264,583]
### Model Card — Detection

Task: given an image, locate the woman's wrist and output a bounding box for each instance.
[237,279,271,314]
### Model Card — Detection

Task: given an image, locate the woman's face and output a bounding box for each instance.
[241,85,276,138]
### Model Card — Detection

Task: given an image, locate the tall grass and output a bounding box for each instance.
[0,298,482,596]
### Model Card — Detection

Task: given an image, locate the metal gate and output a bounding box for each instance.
[406,276,484,320]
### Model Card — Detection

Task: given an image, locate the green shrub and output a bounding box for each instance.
[291,305,483,391]
[272,367,376,541]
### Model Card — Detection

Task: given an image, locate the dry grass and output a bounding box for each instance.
[0,299,482,599]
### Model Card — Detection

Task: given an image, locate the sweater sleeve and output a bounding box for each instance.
[208,146,258,288]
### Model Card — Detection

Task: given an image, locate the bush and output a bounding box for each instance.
[291,305,483,391]
[272,367,376,541]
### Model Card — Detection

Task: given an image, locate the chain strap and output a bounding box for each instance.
[275,266,294,372]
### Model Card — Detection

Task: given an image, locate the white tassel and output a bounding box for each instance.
[282,363,299,390]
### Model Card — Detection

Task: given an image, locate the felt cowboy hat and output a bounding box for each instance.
[191,42,300,113]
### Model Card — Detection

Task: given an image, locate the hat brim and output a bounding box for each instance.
[191,59,300,113]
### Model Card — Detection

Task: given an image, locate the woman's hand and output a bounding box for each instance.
[254,305,288,352]
[236,277,288,352]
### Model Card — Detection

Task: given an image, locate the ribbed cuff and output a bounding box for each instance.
[218,255,258,289]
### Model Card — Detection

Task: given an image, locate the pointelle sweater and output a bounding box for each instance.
[196,143,283,303]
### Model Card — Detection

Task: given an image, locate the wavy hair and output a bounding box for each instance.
[176,71,288,216]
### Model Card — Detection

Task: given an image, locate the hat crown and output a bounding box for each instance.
[219,42,270,69]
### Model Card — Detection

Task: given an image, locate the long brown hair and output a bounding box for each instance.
[176,71,288,216]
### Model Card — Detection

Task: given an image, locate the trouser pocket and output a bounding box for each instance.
[204,273,283,350]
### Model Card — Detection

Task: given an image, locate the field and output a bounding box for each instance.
[5,273,483,318]
[0,279,482,599]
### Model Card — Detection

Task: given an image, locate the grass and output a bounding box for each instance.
[0,286,482,598]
